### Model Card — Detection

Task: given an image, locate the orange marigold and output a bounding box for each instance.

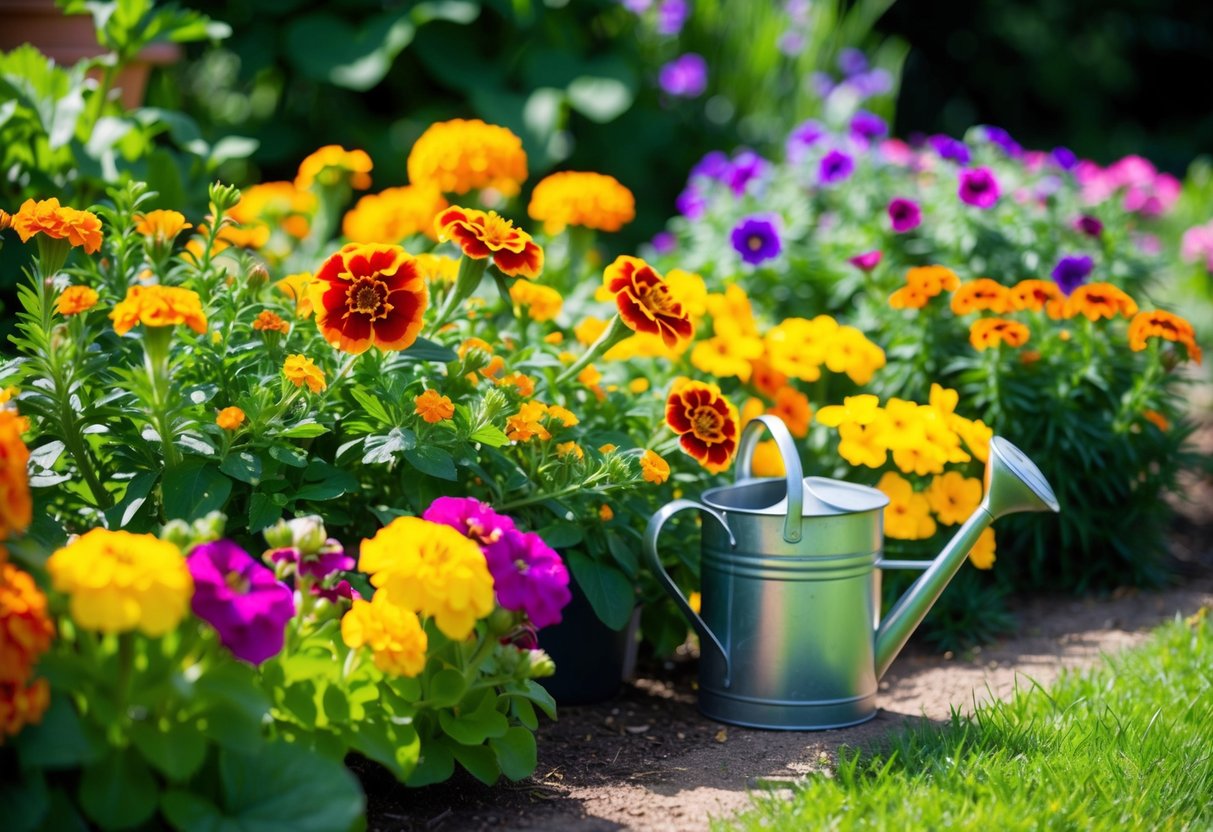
[509,280,563,322]
[110,285,207,335]
[768,386,812,438]
[605,255,694,348]
[55,285,99,316]
[951,278,1012,315]
[435,206,544,279]
[0,412,31,542]
[295,145,373,191]
[1063,282,1139,321]
[407,119,528,197]
[889,284,931,310]
[310,243,428,354]
[1010,279,1064,313]
[639,449,670,484]
[665,381,739,473]
[414,389,455,424]
[134,209,192,243]
[969,317,1030,350]
[749,357,787,399]
[506,401,553,442]
[1,675,50,742]
[891,265,959,309]
[0,555,54,686]
[343,185,449,244]
[230,182,316,240]
[215,406,245,430]
[283,354,326,393]
[527,171,636,234]
[252,310,289,333]
[1128,310,1202,364]
[11,197,103,254]
[1142,409,1170,431]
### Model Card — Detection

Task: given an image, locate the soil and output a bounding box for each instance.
[357,417,1213,832]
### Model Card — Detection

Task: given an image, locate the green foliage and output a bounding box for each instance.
[721,612,1213,831]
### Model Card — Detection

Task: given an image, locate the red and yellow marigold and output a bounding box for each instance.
[527,171,636,234]
[110,285,207,336]
[1062,283,1138,322]
[11,198,103,254]
[407,119,528,197]
[969,317,1030,350]
[1128,310,1202,364]
[435,207,544,279]
[310,243,428,354]
[951,278,1012,315]
[605,256,694,348]
[666,381,739,473]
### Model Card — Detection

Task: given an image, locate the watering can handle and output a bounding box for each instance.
[734,414,804,544]
[643,499,733,687]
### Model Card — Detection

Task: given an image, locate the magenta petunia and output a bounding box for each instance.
[486,530,571,629]
[848,250,882,272]
[423,496,516,546]
[958,167,1000,209]
[887,198,921,233]
[188,540,296,665]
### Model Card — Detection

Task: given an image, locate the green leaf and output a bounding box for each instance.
[451,743,501,785]
[426,668,467,708]
[438,690,508,746]
[293,461,359,503]
[406,740,454,786]
[537,521,582,549]
[520,680,557,720]
[280,421,329,439]
[321,684,350,725]
[284,12,414,91]
[161,459,232,522]
[490,727,538,781]
[345,721,420,782]
[220,451,262,485]
[196,704,264,755]
[469,423,509,448]
[362,428,416,465]
[567,552,635,631]
[160,789,222,831]
[403,445,457,480]
[129,719,207,782]
[79,748,158,830]
[248,492,284,532]
[0,766,48,832]
[220,742,363,831]
[103,471,157,530]
[269,445,309,468]
[508,695,538,730]
[349,388,392,425]
[17,695,104,770]
[192,662,271,723]
[400,336,459,363]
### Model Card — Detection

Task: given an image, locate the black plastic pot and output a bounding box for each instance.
[538,577,639,706]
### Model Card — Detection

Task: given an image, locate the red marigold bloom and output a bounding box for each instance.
[605,256,694,348]
[310,243,429,354]
[434,207,544,279]
[1010,279,1064,312]
[666,381,740,473]
[969,317,1030,350]
[1063,282,1139,322]
[1128,310,1202,364]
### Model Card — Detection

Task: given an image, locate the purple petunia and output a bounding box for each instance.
[189,540,296,665]
[726,150,771,195]
[675,184,707,219]
[848,250,883,272]
[837,47,869,77]
[785,119,826,163]
[982,126,1022,158]
[818,149,855,185]
[848,68,893,98]
[650,231,676,255]
[849,110,888,144]
[1075,215,1104,238]
[689,150,732,183]
[487,531,571,630]
[958,167,1000,209]
[1050,146,1078,171]
[1051,255,1094,295]
[810,71,835,98]
[730,216,782,265]
[887,198,922,233]
[928,134,971,165]
[655,0,688,35]
[659,53,707,97]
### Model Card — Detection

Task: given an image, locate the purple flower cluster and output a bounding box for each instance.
[849,110,887,145]
[676,149,772,218]
[189,540,296,665]
[928,134,971,166]
[785,119,825,163]
[423,497,572,629]
[659,53,707,97]
[1051,254,1094,295]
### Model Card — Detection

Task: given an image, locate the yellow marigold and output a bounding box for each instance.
[54,285,98,316]
[0,209,10,232]
[527,171,636,234]
[509,280,563,322]
[691,335,764,382]
[276,272,316,318]
[763,316,836,382]
[640,449,670,484]
[951,415,993,464]
[11,198,103,254]
[575,316,608,346]
[868,398,927,452]
[47,529,192,636]
[110,285,207,335]
[252,310,289,333]
[968,527,996,569]
[407,119,528,197]
[415,253,460,285]
[229,182,316,240]
[929,383,959,416]
[599,443,618,454]
[283,354,326,393]
[544,331,564,345]
[877,472,937,541]
[1063,283,1138,322]
[134,209,192,244]
[343,185,449,244]
[295,145,373,191]
[925,471,983,526]
[341,591,428,677]
[0,676,49,742]
[0,413,32,543]
[969,317,1030,350]
[665,270,709,321]
[0,556,54,688]
[951,278,1012,315]
[816,394,882,427]
[598,504,615,522]
[629,377,650,393]
[415,389,455,424]
[706,284,759,339]
[836,422,887,469]
[749,440,786,477]
[546,405,579,427]
[215,406,245,431]
[557,441,584,461]
[739,396,765,428]
[824,325,886,385]
[358,517,494,641]
[578,364,602,387]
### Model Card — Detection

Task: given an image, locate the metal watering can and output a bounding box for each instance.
[644,415,1059,730]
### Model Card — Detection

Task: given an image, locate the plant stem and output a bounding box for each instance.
[554,315,629,386]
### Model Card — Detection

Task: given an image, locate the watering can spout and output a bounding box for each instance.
[873,437,1060,680]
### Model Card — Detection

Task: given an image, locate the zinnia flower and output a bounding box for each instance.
[605,255,694,348]
[659,53,708,97]
[215,406,245,430]
[407,119,528,197]
[341,591,428,677]
[283,354,326,393]
[414,389,455,423]
[110,285,207,335]
[887,198,921,233]
[730,216,782,265]
[435,206,544,279]
[11,198,103,254]
[1127,310,1202,364]
[958,167,1000,209]
[665,381,740,473]
[1051,255,1094,295]
[640,449,670,484]
[47,529,193,636]
[969,317,1030,350]
[187,540,296,665]
[295,145,373,191]
[310,242,428,354]
[342,185,448,244]
[818,150,855,185]
[527,171,636,234]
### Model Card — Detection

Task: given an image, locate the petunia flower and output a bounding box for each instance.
[730,216,782,265]
[818,149,855,185]
[848,250,882,272]
[483,530,571,629]
[659,53,708,97]
[1051,255,1094,296]
[188,540,296,665]
[958,167,1000,209]
[887,198,921,233]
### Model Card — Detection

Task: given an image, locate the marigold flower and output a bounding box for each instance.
[0,209,10,232]
[836,422,887,468]
[414,389,455,424]
[310,243,429,354]
[1062,282,1139,322]
[605,256,694,348]
[1128,310,1202,364]
[134,209,192,243]
[763,316,836,382]
[0,412,31,542]
[951,415,993,464]
[577,364,602,387]
[705,284,759,338]
[0,677,50,741]
[666,381,740,473]
[252,310,289,333]
[283,354,326,393]
[664,270,709,321]
[509,280,563,322]
[556,441,584,461]
[691,335,763,382]
[951,279,1012,315]
[598,504,615,522]
[506,401,552,442]
[415,253,460,285]
[926,471,983,525]
[11,197,103,254]
[968,527,996,569]
[216,406,245,431]
[748,440,786,477]
[769,387,812,438]
[890,265,958,309]
[969,317,1030,350]
[547,405,578,427]
[575,316,608,346]
[1010,279,1064,313]
[54,285,98,316]
[358,517,495,641]
[877,472,936,541]
[295,145,373,191]
[230,182,316,240]
[640,449,670,484]
[435,207,544,279]
[110,284,207,335]
[407,119,528,197]
[889,285,931,310]
[341,591,428,677]
[528,171,636,234]
[0,557,54,688]
[544,331,564,346]
[749,357,788,399]
[816,393,882,427]
[343,185,448,244]
[47,529,193,636]
[826,325,887,385]
[497,372,536,398]
[276,272,316,318]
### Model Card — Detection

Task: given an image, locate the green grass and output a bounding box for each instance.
[719,611,1213,832]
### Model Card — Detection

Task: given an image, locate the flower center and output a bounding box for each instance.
[637,282,679,316]
[346,276,390,320]
[748,234,764,251]
[690,405,726,442]
[225,570,251,594]
[478,212,518,247]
